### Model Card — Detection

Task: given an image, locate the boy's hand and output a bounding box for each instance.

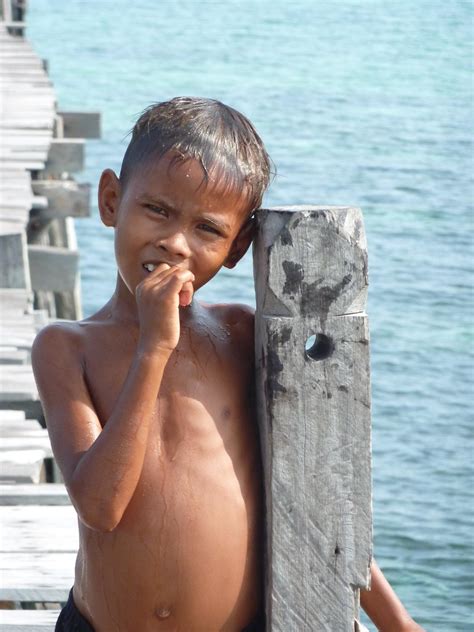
[135,263,194,354]
[361,561,426,632]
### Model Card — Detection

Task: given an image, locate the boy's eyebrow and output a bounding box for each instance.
[139,194,232,232]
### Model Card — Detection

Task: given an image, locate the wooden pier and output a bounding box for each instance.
[0,2,99,628]
[1,5,373,632]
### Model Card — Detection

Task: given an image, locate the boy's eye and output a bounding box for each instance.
[145,204,167,216]
[198,224,220,235]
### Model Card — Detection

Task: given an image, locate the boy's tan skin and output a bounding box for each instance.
[33,152,423,631]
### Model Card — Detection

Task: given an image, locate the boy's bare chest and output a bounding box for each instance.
[82,323,252,431]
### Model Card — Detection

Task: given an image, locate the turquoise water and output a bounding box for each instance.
[27,1,473,629]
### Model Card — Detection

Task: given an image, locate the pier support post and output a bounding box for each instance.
[253,206,372,631]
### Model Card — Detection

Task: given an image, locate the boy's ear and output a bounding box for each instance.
[224,215,256,269]
[98,169,121,227]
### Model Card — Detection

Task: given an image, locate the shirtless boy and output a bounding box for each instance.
[32,97,423,631]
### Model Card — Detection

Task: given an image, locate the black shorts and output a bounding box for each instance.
[55,588,265,631]
[55,589,94,631]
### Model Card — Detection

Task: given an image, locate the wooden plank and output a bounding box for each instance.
[0,419,43,433]
[0,313,40,326]
[0,418,42,437]
[0,58,44,69]
[57,111,101,139]
[0,552,75,603]
[253,206,372,631]
[0,219,27,236]
[0,312,47,330]
[1,1,13,22]
[0,332,35,351]
[0,426,47,437]
[0,289,31,316]
[0,364,38,401]
[0,505,77,552]
[0,483,69,505]
[0,609,60,631]
[0,212,29,229]
[0,189,34,206]
[0,136,51,149]
[28,245,79,292]
[0,232,30,289]
[31,180,90,219]
[0,321,40,333]
[43,139,84,175]
[0,158,46,171]
[0,348,28,363]
[0,169,30,185]
[0,449,46,483]
[0,410,25,422]
[0,119,53,130]
[0,436,52,455]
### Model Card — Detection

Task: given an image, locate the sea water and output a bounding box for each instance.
[26,1,473,629]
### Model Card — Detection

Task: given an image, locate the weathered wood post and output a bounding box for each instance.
[254,206,372,631]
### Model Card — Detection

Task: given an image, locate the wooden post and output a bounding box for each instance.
[253,206,372,631]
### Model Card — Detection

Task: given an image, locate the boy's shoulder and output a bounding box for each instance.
[32,301,255,360]
[203,301,254,333]
[205,301,254,322]
[32,302,116,364]
[200,301,255,358]
[32,319,87,369]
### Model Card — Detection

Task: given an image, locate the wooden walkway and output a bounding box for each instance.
[0,4,99,628]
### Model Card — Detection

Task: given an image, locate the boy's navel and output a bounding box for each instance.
[155,606,171,619]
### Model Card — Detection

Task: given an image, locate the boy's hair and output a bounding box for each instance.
[119,96,272,213]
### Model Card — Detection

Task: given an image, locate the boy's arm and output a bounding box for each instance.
[32,264,194,532]
[361,560,425,631]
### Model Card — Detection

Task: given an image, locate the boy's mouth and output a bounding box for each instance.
[143,263,157,273]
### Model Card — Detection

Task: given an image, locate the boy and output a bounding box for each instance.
[32,97,423,631]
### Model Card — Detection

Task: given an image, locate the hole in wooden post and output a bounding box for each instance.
[305,333,333,360]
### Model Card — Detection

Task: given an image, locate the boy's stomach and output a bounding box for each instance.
[73,419,263,631]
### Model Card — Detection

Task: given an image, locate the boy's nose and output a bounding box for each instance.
[156,231,192,261]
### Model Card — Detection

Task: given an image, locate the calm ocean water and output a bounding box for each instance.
[27,1,473,629]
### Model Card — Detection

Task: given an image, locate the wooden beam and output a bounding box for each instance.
[0,410,26,422]
[57,110,101,139]
[0,347,29,364]
[0,288,32,316]
[43,138,85,175]
[0,232,30,289]
[0,505,77,552]
[0,483,69,505]
[253,206,372,631]
[30,180,90,219]
[27,244,79,292]
[0,609,61,629]
[0,449,46,483]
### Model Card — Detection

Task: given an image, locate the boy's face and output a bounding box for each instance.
[98,153,254,298]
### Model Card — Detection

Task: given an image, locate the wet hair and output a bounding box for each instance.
[119,96,273,213]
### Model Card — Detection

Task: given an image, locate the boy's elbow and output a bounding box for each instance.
[79,509,122,533]
[68,484,124,532]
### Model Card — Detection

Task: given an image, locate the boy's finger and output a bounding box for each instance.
[142,265,190,288]
[178,280,194,307]
[152,269,195,296]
